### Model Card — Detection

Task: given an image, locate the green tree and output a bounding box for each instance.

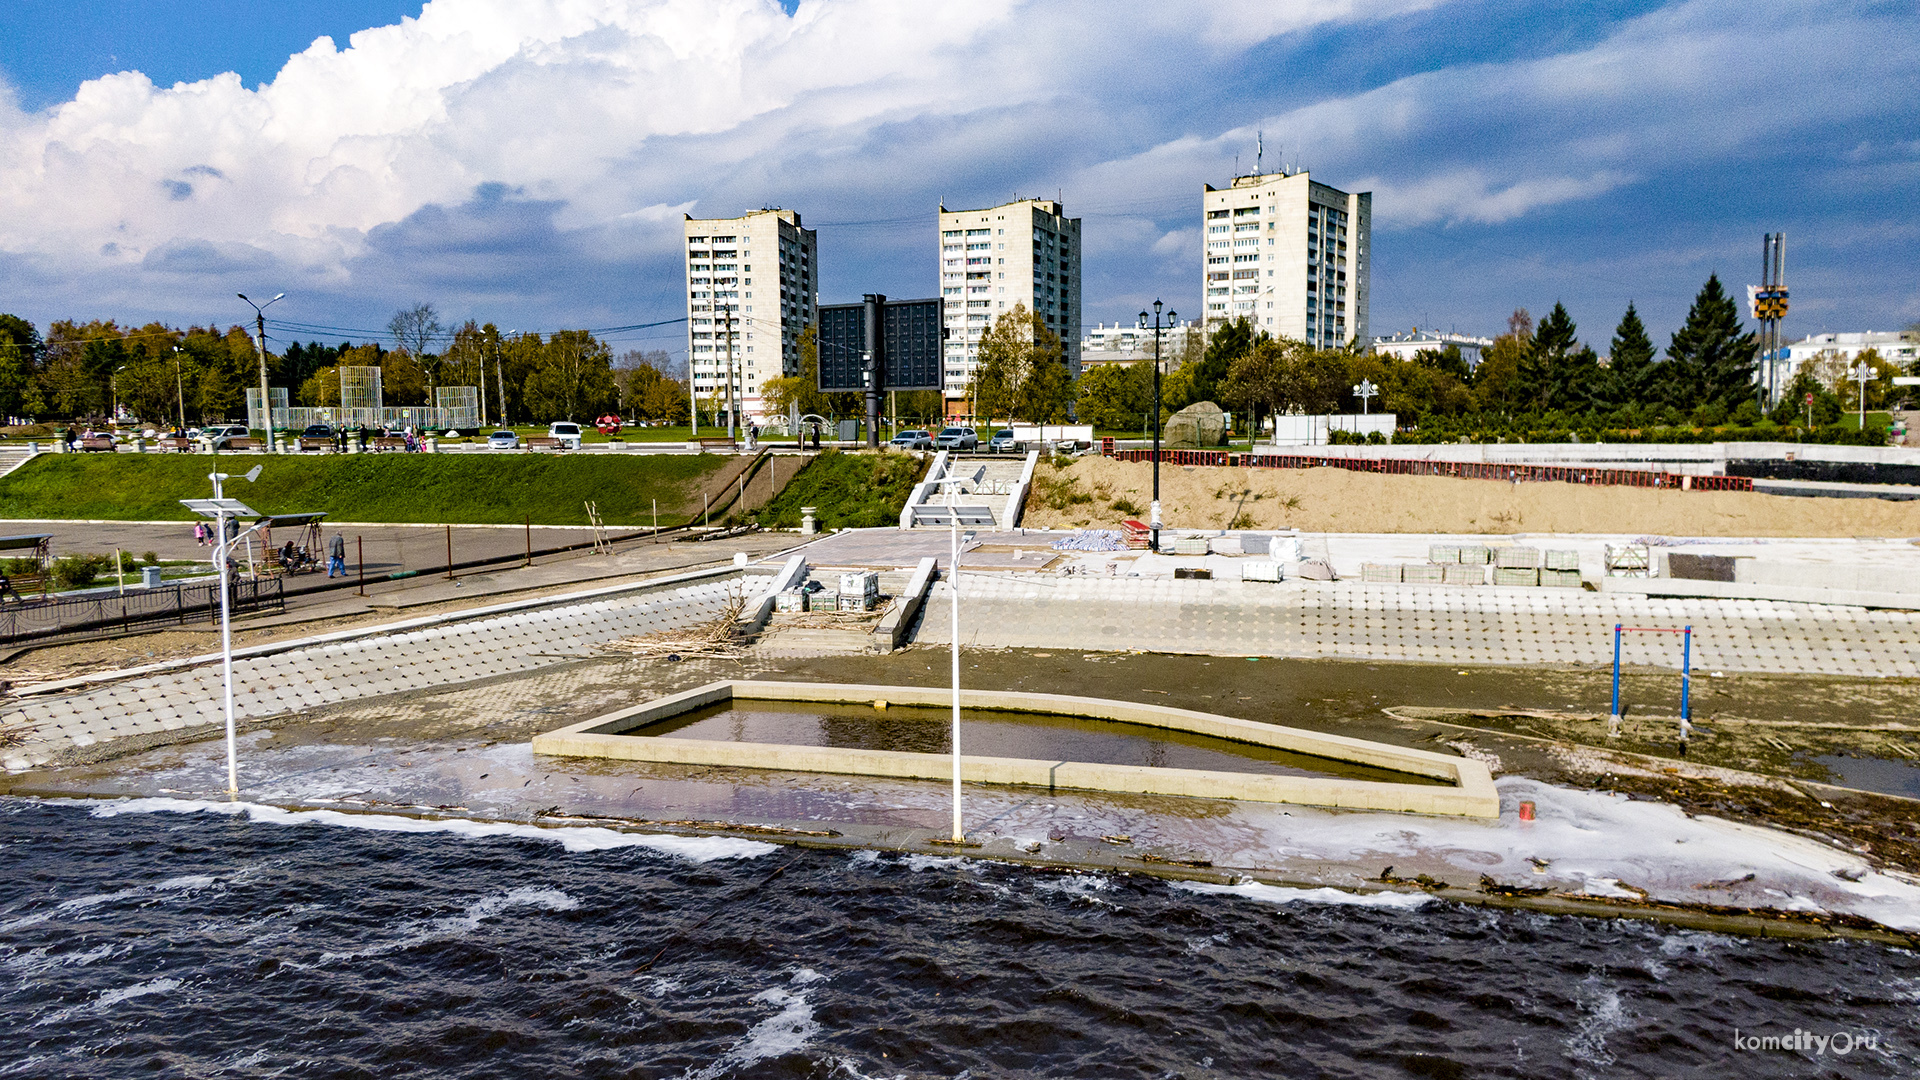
[1190,316,1254,405]
[974,305,1069,423]
[1074,362,1152,431]
[1473,310,1532,414]
[1411,344,1472,383]
[523,329,616,421]
[1220,339,1289,447]
[0,314,43,419]
[1606,302,1656,408]
[1518,302,1601,411]
[1666,274,1757,411]
[299,365,342,407]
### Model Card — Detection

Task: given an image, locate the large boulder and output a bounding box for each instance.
[1164,401,1227,447]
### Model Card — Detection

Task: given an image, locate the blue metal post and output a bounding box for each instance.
[1680,625,1692,738]
[1611,624,1622,717]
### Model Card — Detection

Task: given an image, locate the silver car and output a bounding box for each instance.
[988,428,1018,452]
[487,429,520,450]
[934,426,978,451]
[889,429,933,450]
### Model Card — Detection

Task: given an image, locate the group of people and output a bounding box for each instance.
[189,521,346,577]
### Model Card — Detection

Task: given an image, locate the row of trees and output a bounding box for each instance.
[0,304,692,427]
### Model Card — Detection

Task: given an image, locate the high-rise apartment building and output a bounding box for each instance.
[938,199,1081,413]
[683,208,816,423]
[1201,171,1369,349]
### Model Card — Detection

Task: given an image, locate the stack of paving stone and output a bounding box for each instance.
[1541,549,1582,588]
[1492,546,1540,586]
[1172,534,1212,556]
[1361,563,1402,583]
[1402,563,1447,584]
[837,571,880,612]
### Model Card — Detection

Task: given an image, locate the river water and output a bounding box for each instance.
[3,797,1915,1078]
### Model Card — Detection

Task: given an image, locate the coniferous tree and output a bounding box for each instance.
[1191,316,1255,405]
[1605,302,1655,408]
[1666,274,1757,410]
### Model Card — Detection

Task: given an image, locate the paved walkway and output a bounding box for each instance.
[915,576,1920,678]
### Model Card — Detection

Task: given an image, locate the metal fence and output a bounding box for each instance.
[1103,448,1754,492]
[0,577,285,645]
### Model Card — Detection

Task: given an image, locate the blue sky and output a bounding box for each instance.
[0,0,1913,361]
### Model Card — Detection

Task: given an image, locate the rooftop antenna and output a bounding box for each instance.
[1257,130,1264,174]
[1234,153,1240,177]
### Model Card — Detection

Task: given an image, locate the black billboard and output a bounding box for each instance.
[816,294,945,392]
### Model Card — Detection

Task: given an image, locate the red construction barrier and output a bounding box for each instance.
[1137,448,1755,493]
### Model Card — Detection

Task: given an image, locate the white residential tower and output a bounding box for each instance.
[683,208,817,423]
[938,198,1082,416]
[1202,171,1369,348]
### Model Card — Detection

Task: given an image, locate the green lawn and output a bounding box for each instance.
[0,454,735,527]
[756,450,928,530]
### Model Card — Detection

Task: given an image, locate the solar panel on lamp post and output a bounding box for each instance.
[181,464,266,798]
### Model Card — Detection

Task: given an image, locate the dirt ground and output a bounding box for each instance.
[1025,457,1920,536]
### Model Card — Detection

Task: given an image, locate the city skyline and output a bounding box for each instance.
[0,0,1913,361]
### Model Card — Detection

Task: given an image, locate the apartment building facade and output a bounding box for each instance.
[938,198,1082,412]
[683,208,817,423]
[1201,171,1369,349]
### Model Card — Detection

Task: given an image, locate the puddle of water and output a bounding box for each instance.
[1816,754,1920,799]
[634,700,1446,785]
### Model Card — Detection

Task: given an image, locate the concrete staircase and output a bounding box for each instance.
[0,445,39,479]
[901,450,1039,530]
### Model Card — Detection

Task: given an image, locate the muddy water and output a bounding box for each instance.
[641,699,1446,784]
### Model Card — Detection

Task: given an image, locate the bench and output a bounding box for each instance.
[525,437,564,451]
[370,437,408,452]
[695,437,737,450]
[220,437,263,451]
[157,437,194,453]
[298,437,334,452]
[78,437,117,452]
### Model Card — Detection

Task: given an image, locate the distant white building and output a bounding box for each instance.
[1765,331,1920,394]
[1079,320,1203,366]
[1370,327,1495,368]
[1201,169,1370,348]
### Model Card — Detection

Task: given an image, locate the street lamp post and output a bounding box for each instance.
[927,476,978,842]
[172,346,187,431]
[181,465,267,798]
[1353,378,1378,415]
[1850,362,1872,429]
[1136,301,1176,552]
[238,293,285,452]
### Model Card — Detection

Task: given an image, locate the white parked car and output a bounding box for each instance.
[547,422,583,450]
[487,429,520,450]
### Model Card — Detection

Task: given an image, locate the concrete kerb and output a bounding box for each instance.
[530,679,1499,818]
[740,555,809,633]
[871,557,937,653]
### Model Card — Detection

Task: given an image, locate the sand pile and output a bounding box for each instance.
[1024,457,1920,537]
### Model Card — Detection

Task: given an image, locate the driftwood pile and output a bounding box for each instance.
[601,591,749,660]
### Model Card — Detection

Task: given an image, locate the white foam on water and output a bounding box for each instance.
[901,854,968,873]
[72,797,777,862]
[1176,880,1434,911]
[686,970,825,1079]
[1033,873,1118,909]
[320,886,579,964]
[36,976,182,1025]
[1563,978,1630,1074]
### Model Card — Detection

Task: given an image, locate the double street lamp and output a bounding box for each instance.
[238,292,284,452]
[1136,301,1176,552]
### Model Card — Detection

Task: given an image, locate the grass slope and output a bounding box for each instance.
[0,454,731,526]
[756,450,928,530]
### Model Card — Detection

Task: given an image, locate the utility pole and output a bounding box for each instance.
[238,292,284,451]
[722,307,737,441]
[172,345,187,430]
[497,332,512,428]
[477,334,488,428]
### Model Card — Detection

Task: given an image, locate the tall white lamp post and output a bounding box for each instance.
[927,474,978,841]
[181,465,267,798]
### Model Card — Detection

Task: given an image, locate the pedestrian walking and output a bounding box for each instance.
[328,532,346,578]
[193,521,206,547]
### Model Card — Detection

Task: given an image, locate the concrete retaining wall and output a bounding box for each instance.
[531,679,1498,817]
